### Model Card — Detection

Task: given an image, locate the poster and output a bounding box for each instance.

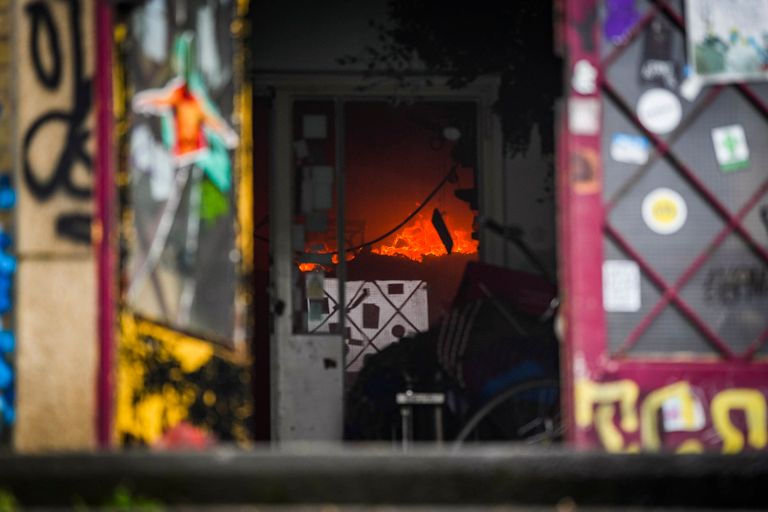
[685,0,768,88]
[125,0,241,345]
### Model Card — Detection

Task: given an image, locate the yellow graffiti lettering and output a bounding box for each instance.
[575,379,640,452]
[676,439,704,454]
[640,382,697,451]
[711,389,767,453]
[594,403,640,453]
[575,379,639,432]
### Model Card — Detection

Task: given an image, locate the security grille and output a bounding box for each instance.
[599,0,768,358]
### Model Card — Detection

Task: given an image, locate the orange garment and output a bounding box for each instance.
[138,82,230,157]
[172,87,207,155]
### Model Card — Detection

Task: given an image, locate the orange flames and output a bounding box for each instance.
[298,252,340,273]
[297,213,477,271]
[372,213,477,263]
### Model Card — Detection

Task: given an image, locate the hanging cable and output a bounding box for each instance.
[300,164,459,257]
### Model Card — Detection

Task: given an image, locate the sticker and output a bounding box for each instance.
[685,0,768,86]
[642,187,687,235]
[570,148,600,194]
[572,59,598,95]
[610,133,650,165]
[604,0,640,44]
[711,124,750,172]
[568,98,600,135]
[603,260,642,312]
[639,17,679,90]
[636,88,682,134]
[306,271,326,300]
[662,394,705,432]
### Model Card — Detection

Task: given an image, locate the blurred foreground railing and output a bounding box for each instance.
[0,445,766,509]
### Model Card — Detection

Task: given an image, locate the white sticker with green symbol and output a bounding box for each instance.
[711,124,750,173]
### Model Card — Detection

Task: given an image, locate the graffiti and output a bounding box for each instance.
[125,0,242,339]
[0,179,16,437]
[576,378,768,453]
[711,389,767,453]
[704,266,768,304]
[128,32,238,327]
[116,313,253,446]
[22,0,93,244]
[0,3,15,442]
[117,0,251,447]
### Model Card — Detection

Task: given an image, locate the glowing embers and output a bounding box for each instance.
[297,246,352,273]
[372,212,478,263]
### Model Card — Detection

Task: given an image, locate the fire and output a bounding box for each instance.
[298,249,354,272]
[297,212,477,271]
[372,213,478,262]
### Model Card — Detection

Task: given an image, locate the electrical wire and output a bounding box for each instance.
[301,164,459,256]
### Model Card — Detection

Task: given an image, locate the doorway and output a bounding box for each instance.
[265,77,503,440]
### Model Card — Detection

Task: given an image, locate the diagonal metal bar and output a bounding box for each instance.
[612,180,768,357]
[602,81,768,267]
[743,327,768,361]
[736,84,768,122]
[605,224,736,359]
[600,0,768,363]
[604,84,723,209]
[658,0,768,125]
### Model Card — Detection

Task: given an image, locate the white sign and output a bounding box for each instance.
[711,124,750,172]
[572,59,598,95]
[307,280,429,372]
[637,88,682,134]
[642,187,688,235]
[610,133,651,165]
[603,260,642,313]
[569,98,600,135]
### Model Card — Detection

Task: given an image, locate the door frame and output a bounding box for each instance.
[253,73,504,440]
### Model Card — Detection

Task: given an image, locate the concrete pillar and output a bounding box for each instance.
[12,0,97,451]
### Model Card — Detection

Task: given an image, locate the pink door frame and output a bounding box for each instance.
[559,0,768,452]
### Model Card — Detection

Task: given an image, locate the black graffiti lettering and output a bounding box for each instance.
[55,213,91,244]
[22,0,92,244]
[704,265,768,304]
[25,1,61,90]
[23,0,92,201]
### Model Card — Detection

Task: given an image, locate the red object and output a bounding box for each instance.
[152,422,215,451]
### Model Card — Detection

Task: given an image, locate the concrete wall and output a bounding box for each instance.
[12,0,97,451]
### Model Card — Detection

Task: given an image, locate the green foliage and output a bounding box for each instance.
[200,177,230,226]
[102,485,164,511]
[72,485,164,512]
[0,488,17,512]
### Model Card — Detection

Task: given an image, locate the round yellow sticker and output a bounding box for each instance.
[642,188,687,235]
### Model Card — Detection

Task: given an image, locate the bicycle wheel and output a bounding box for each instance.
[452,378,562,448]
